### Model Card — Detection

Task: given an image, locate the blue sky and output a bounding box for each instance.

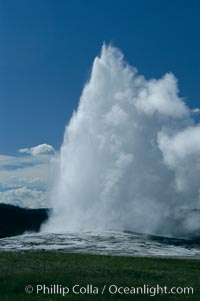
[0,0,200,208]
[1,0,200,155]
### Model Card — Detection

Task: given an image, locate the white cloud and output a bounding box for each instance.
[19,144,55,156]
[0,144,55,208]
[0,187,48,208]
[192,107,200,113]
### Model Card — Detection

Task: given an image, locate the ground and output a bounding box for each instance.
[0,251,199,300]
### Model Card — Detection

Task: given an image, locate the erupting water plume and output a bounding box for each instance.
[44,45,200,236]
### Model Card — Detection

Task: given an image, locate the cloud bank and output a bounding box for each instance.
[0,144,54,208]
[0,186,46,208]
[44,45,200,236]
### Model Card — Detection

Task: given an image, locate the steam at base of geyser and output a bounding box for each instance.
[43,44,200,237]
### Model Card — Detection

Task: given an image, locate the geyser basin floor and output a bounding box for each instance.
[0,251,199,301]
[0,231,200,258]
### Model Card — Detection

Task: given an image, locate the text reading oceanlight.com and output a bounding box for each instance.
[25,284,194,296]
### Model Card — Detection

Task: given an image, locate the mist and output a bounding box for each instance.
[44,45,200,236]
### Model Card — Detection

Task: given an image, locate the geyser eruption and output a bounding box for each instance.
[45,45,200,236]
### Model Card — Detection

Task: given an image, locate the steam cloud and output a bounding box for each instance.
[44,45,200,236]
